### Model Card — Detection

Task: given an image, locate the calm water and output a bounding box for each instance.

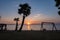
[6,24,60,30]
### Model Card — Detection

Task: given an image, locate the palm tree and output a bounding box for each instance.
[55,0,60,15]
[14,18,19,31]
[18,3,31,31]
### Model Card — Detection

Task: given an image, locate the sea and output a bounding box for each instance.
[6,24,60,30]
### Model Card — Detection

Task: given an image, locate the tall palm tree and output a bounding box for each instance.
[18,3,31,31]
[55,0,60,15]
[14,18,19,31]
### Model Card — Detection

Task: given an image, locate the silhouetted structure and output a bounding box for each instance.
[55,0,60,15]
[18,3,31,31]
[0,16,1,21]
[41,22,57,31]
[0,24,7,31]
[14,18,19,31]
[0,16,1,19]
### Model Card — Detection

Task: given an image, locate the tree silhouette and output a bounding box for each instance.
[0,16,1,22]
[14,18,19,31]
[55,0,60,15]
[0,16,1,20]
[18,3,31,31]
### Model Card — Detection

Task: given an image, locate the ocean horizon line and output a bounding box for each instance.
[0,23,60,25]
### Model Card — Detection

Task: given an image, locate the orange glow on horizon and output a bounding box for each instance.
[27,22,30,25]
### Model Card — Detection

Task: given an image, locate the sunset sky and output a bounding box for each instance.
[0,0,60,24]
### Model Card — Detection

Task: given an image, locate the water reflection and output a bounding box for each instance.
[27,25,31,30]
[6,24,60,30]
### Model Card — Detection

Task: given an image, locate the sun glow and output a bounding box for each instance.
[28,22,30,25]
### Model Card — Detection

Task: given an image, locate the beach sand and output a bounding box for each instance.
[0,30,60,40]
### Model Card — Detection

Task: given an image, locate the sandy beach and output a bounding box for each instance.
[0,30,60,40]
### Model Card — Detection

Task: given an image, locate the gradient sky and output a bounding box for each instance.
[0,0,60,24]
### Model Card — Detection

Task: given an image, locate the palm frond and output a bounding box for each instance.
[14,18,19,21]
[58,11,60,15]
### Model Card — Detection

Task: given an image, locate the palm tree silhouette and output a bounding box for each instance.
[14,18,19,31]
[18,3,31,31]
[55,0,60,15]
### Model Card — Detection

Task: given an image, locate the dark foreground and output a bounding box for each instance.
[0,30,60,40]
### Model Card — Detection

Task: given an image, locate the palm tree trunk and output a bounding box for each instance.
[19,16,25,31]
[15,21,18,31]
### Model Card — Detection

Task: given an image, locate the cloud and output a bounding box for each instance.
[26,13,46,22]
